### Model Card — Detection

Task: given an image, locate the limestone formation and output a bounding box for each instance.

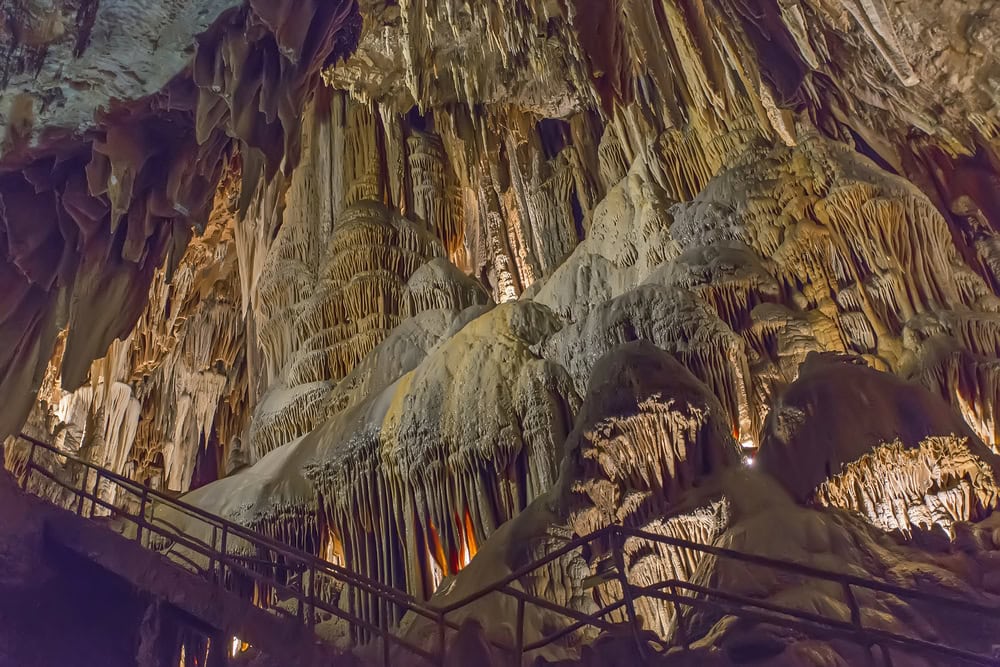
[759,353,1000,535]
[0,0,361,446]
[667,471,1000,667]
[4,0,1000,664]
[394,341,744,657]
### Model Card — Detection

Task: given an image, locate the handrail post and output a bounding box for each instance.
[611,526,646,660]
[876,643,894,667]
[668,583,689,650]
[294,557,305,623]
[844,581,861,629]
[76,469,87,515]
[514,597,525,667]
[380,595,391,667]
[89,469,101,518]
[297,573,305,623]
[218,525,229,589]
[307,565,317,628]
[437,610,446,667]
[208,524,219,582]
[136,485,149,547]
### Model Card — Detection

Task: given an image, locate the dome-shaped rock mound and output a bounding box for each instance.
[559,340,744,636]
[564,340,744,536]
[399,341,748,654]
[758,352,1000,535]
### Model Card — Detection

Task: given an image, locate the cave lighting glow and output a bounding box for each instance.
[230,636,249,658]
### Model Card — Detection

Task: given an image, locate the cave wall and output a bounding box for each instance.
[10,0,1000,488]
[0,0,361,450]
[3,0,1000,663]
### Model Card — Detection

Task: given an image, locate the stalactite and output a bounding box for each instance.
[246,197,487,462]
[304,302,578,613]
[15,161,250,493]
[0,0,360,442]
[814,436,1000,535]
[407,129,464,257]
[544,286,752,445]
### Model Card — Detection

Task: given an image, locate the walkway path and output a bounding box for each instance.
[9,433,1000,666]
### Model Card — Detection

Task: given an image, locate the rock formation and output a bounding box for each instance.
[759,353,1000,535]
[4,0,1000,665]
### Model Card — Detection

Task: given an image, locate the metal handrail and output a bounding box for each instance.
[642,580,997,666]
[617,525,1000,617]
[15,434,430,603]
[11,434,455,664]
[9,433,1000,666]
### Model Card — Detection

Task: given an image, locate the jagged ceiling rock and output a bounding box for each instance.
[322,0,590,116]
[16,164,250,497]
[0,0,361,444]
[0,0,240,158]
[758,352,1000,535]
[787,0,1000,151]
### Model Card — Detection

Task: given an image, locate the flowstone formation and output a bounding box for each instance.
[423,346,1000,666]
[4,0,1000,665]
[760,353,1000,536]
[559,342,745,637]
[394,341,745,656]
